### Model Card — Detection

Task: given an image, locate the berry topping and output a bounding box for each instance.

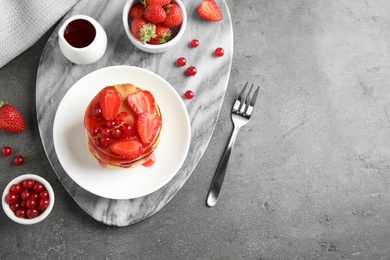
[215,47,224,57]
[137,113,162,145]
[186,66,197,76]
[99,87,122,121]
[110,138,143,159]
[2,145,12,156]
[177,57,186,66]
[126,90,156,116]
[91,105,103,118]
[197,0,223,22]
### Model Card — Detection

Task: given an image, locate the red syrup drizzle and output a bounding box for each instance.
[64,19,96,48]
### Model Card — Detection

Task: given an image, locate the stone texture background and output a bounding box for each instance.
[2,0,390,259]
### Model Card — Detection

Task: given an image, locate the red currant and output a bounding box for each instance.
[101,127,111,137]
[187,66,197,76]
[190,39,199,48]
[91,105,102,118]
[9,202,21,212]
[15,209,26,218]
[121,124,135,137]
[26,199,37,209]
[215,47,224,57]
[177,57,186,67]
[106,120,116,128]
[21,190,32,201]
[14,155,25,166]
[33,182,45,193]
[2,146,12,156]
[27,209,39,219]
[89,127,100,137]
[9,183,22,194]
[5,193,18,204]
[111,128,123,139]
[22,179,34,190]
[185,90,195,99]
[39,198,50,209]
[39,190,49,199]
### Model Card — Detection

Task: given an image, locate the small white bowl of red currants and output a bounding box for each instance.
[122,0,187,53]
[2,174,55,225]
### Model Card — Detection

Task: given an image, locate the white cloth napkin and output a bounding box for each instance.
[0,0,79,68]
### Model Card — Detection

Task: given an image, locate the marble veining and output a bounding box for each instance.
[36,0,233,226]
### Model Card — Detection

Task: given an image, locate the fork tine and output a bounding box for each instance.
[233,82,248,112]
[244,85,259,116]
[242,83,254,114]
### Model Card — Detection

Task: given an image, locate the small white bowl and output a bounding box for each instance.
[122,0,187,53]
[2,174,55,225]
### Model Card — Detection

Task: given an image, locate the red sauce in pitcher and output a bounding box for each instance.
[64,19,96,48]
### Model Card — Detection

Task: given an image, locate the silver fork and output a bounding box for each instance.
[206,82,260,207]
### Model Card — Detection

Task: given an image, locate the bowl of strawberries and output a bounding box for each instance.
[123,0,187,53]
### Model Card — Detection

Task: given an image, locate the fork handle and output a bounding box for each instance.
[206,125,240,207]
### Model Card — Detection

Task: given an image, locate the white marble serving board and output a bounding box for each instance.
[36,0,233,226]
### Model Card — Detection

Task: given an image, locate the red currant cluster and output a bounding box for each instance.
[2,145,25,166]
[4,179,51,219]
[89,106,135,148]
[176,38,225,99]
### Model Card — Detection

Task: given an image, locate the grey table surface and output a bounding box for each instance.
[2,0,390,259]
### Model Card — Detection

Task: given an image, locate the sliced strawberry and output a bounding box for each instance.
[126,90,156,116]
[99,86,122,121]
[197,0,223,22]
[109,137,143,159]
[137,113,162,145]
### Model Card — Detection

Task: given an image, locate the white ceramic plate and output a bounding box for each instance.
[53,66,191,199]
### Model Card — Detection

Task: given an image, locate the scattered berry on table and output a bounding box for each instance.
[190,39,199,48]
[185,90,195,99]
[0,100,26,133]
[214,47,224,57]
[186,66,197,76]
[14,155,25,166]
[2,146,12,156]
[197,0,223,22]
[177,57,186,66]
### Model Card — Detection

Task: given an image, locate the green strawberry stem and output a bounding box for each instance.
[0,100,5,108]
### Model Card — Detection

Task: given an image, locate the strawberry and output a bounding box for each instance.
[145,4,167,24]
[141,0,171,7]
[163,3,183,27]
[99,86,122,121]
[131,18,156,44]
[197,0,223,22]
[129,3,145,19]
[110,137,143,159]
[126,90,156,116]
[137,113,162,145]
[0,100,26,132]
[149,24,172,44]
